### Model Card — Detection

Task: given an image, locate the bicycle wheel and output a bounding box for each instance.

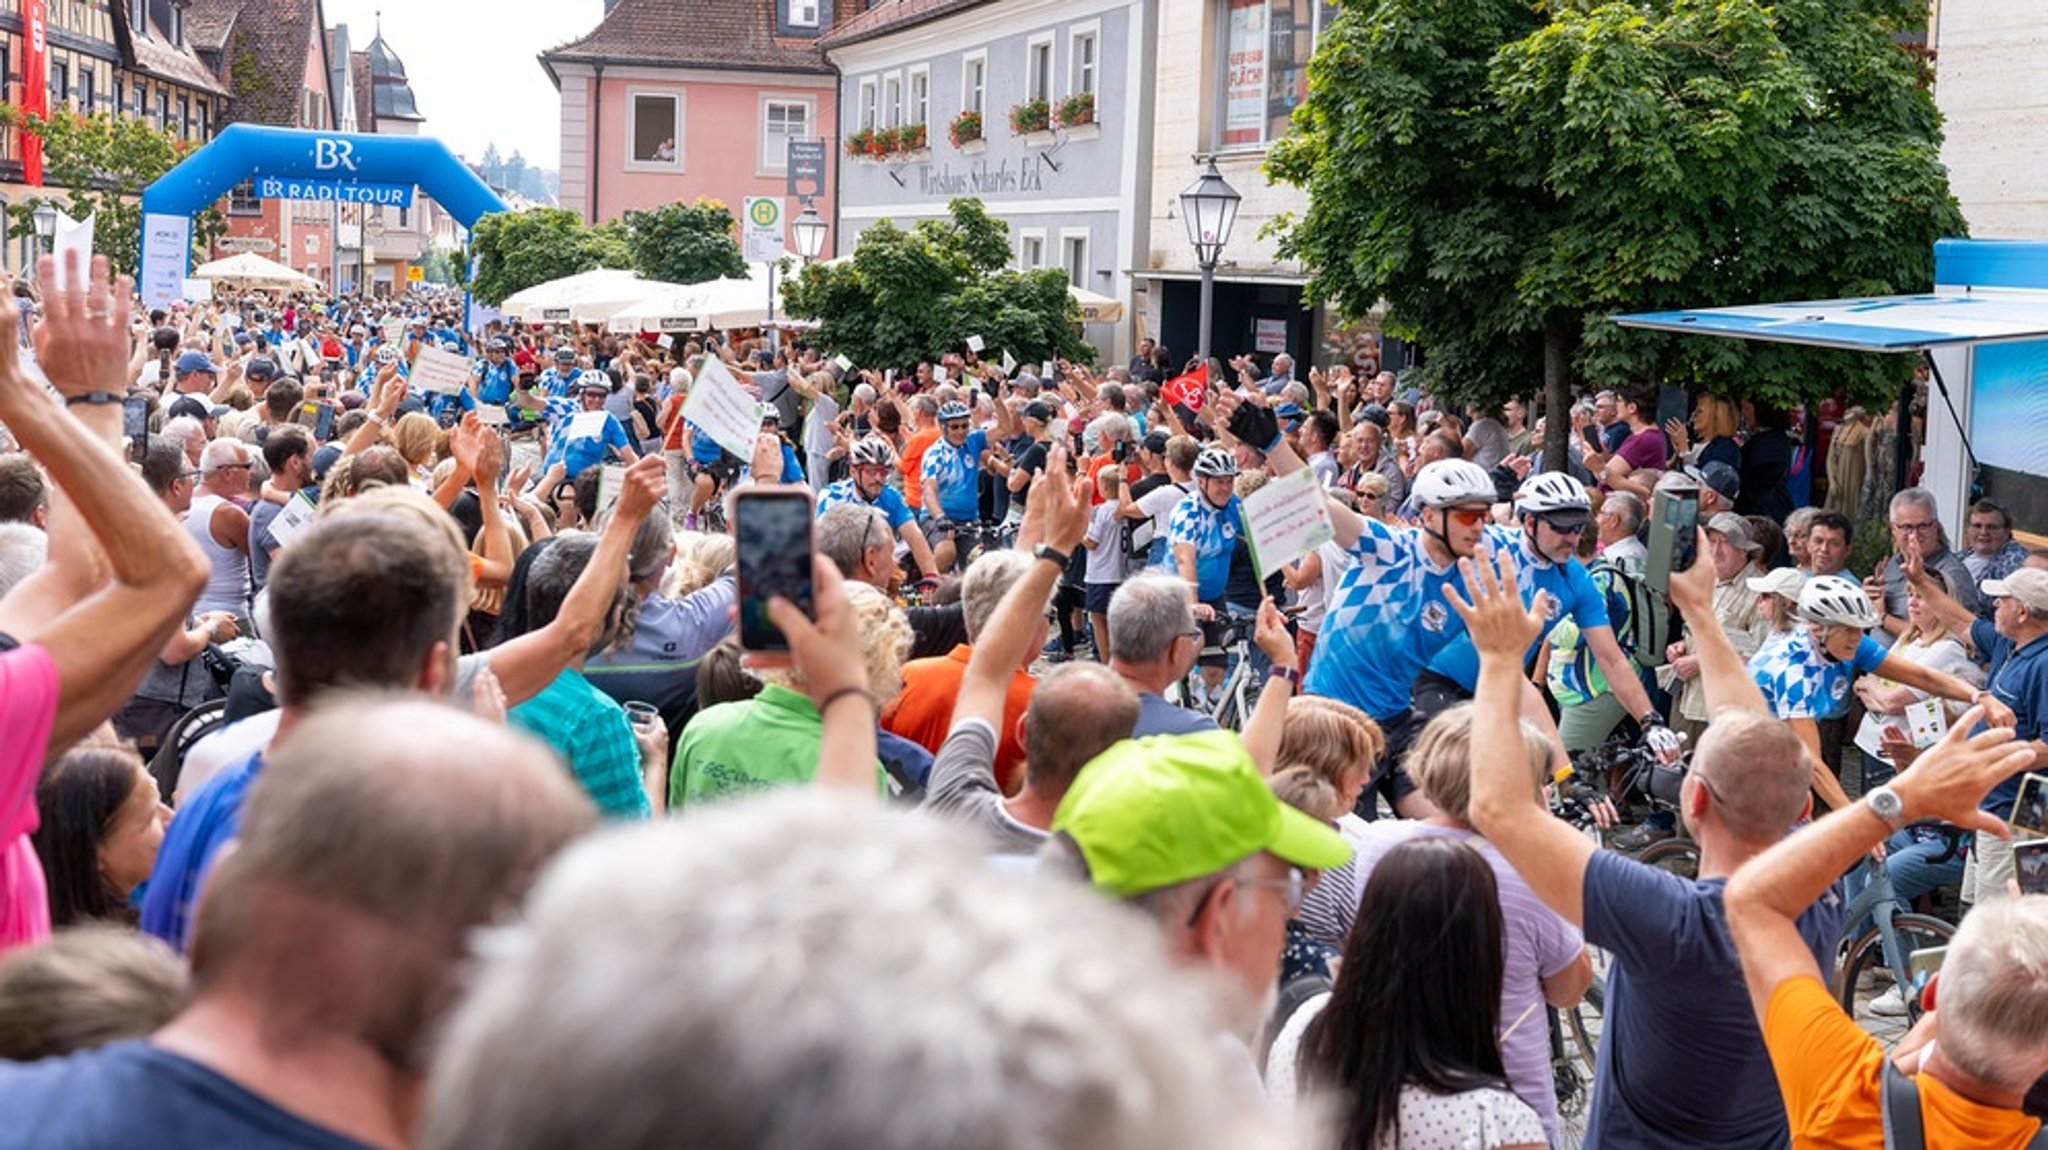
[1636,837,1700,880]
[1835,913,1954,1044]
[1551,1006,1593,1150]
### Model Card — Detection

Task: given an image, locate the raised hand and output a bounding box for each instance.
[1448,547,1547,660]
[32,252,132,400]
[1252,597,1297,671]
[614,454,665,524]
[1889,706,2034,836]
[449,411,487,475]
[1666,529,1717,620]
[1036,442,1091,554]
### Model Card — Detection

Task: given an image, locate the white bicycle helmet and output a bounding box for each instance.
[1192,447,1240,479]
[1411,459,1496,509]
[937,401,972,423]
[1515,471,1591,515]
[757,402,781,424]
[849,437,896,467]
[1798,574,1880,630]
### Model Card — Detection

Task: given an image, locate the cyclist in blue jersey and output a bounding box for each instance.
[818,436,939,577]
[752,404,806,486]
[540,379,638,481]
[1169,447,1247,699]
[921,399,1016,571]
[1751,573,1997,814]
[474,336,521,412]
[537,347,585,397]
[1214,386,1498,818]
[1414,471,1680,764]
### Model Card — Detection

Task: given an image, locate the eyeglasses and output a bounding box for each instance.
[1446,507,1489,527]
[1891,520,1937,534]
[860,514,884,557]
[1184,866,1306,927]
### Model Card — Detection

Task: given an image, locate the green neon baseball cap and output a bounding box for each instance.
[1051,730,1353,899]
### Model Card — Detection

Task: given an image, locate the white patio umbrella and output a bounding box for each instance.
[500,268,649,323]
[1068,283,1125,324]
[191,251,318,292]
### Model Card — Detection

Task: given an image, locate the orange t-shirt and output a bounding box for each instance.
[879,644,1036,795]
[900,427,940,509]
[1086,456,1144,505]
[1763,975,2042,1149]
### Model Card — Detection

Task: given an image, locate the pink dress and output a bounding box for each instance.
[0,645,58,953]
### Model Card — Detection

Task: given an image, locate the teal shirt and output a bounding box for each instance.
[671,683,882,808]
[509,668,650,820]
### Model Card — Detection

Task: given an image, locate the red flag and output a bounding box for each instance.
[1161,365,1208,412]
[20,0,45,186]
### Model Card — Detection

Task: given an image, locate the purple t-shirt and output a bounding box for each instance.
[1295,821,1582,1144]
[1616,427,1670,473]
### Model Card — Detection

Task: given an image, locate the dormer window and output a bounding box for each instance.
[789,0,819,29]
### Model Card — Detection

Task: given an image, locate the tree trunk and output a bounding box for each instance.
[1542,314,1572,473]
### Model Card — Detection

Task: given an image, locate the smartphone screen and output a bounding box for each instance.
[2017,840,2048,896]
[123,394,151,462]
[734,487,816,653]
[2013,772,2048,836]
[1645,482,1701,594]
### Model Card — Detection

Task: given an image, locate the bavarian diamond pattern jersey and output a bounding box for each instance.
[1749,627,1885,721]
[1303,515,1471,719]
[1166,491,1241,602]
[920,429,989,521]
[1425,525,1610,692]
[816,478,913,530]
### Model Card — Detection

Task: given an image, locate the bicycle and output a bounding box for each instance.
[1832,822,1963,1042]
[1167,608,1265,730]
[1570,738,1702,879]
[1546,781,1610,1150]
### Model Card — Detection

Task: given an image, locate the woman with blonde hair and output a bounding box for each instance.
[671,581,913,808]
[388,411,444,486]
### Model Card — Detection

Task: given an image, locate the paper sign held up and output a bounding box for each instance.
[51,211,95,291]
[408,344,472,396]
[1240,468,1335,582]
[966,335,985,354]
[682,356,766,459]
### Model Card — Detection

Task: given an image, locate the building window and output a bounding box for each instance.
[1018,231,1045,270]
[49,60,67,106]
[1070,28,1098,97]
[1220,0,1340,148]
[178,95,190,138]
[962,53,985,116]
[626,91,681,168]
[128,1,146,37]
[762,99,810,171]
[113,77,124,115]
[858,77,877,131]
[199,101,209,139]
[228,180,261,216]
[1026,37,1053,104]
[79,67,94,111]
[156,90,168,132]
[788,0,819,28]
[168,3,182,46]
[907,67,929,128]
[1061,231,1089,288]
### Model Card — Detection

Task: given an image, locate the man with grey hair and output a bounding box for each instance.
[1873,486,1985,644]
[187,438,253,624]
[1597,490,1647,568]
[883,548,1042,790]
[419,792,1287,1150]
[1726,706,2048,1146]
[925,447,1138,850]
[1260,352,1296,396]
[161,414,206,468]
[1,697,598,1147]
[817,503,965,659]
[1109,571,1216,737]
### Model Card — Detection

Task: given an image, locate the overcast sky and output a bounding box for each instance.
[323,0,598,171]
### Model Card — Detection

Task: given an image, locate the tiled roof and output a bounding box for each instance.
[349,51,375,132]
[819,0,992,51]
[540,0,835,77]
[112,2,232,96]
[176,0,324,123]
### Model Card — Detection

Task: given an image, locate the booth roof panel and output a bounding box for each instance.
[1612,288,2048,352]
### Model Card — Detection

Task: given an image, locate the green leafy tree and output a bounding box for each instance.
[782,197,1091,367]
[622,199,747,285]
[467,207,631,305]
[1267,0,1964,467]
[418,245,459,285]
[0,106,226,276]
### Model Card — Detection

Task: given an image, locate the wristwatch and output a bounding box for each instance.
[64,390,122,407]
[1865,785,1907,831]
[1032,543,1071,569]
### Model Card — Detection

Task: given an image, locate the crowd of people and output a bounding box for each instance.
[2,253,2048,1149]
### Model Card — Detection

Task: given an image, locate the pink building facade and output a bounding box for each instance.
[543,0,858,253]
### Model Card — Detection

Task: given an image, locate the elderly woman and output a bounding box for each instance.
[670,582,912,807]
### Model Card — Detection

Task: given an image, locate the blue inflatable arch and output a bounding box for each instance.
[138,124,507,304]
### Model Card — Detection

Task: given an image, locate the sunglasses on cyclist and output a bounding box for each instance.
[1444,507,1490,527]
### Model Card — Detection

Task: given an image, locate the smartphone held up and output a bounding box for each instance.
[1645,478,1701,595]
[733,486,816,654]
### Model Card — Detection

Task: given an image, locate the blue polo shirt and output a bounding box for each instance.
[1972,618,2048,816]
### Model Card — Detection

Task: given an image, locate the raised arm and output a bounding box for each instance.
[1726,709,2027,1021]
[1239,598,1300,774]
[1210,385,1363,550]
[953,450,1087,732]
[1665,531,1770,717]
[770,555,878,794]
[0,254,208,753]
[486,455,662,704]
[1458,551,1597,926]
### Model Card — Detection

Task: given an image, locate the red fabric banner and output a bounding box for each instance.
[20,0,46,186]
[1161,366,1208,412]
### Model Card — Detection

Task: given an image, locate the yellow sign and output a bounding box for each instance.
[406,265,425,282]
